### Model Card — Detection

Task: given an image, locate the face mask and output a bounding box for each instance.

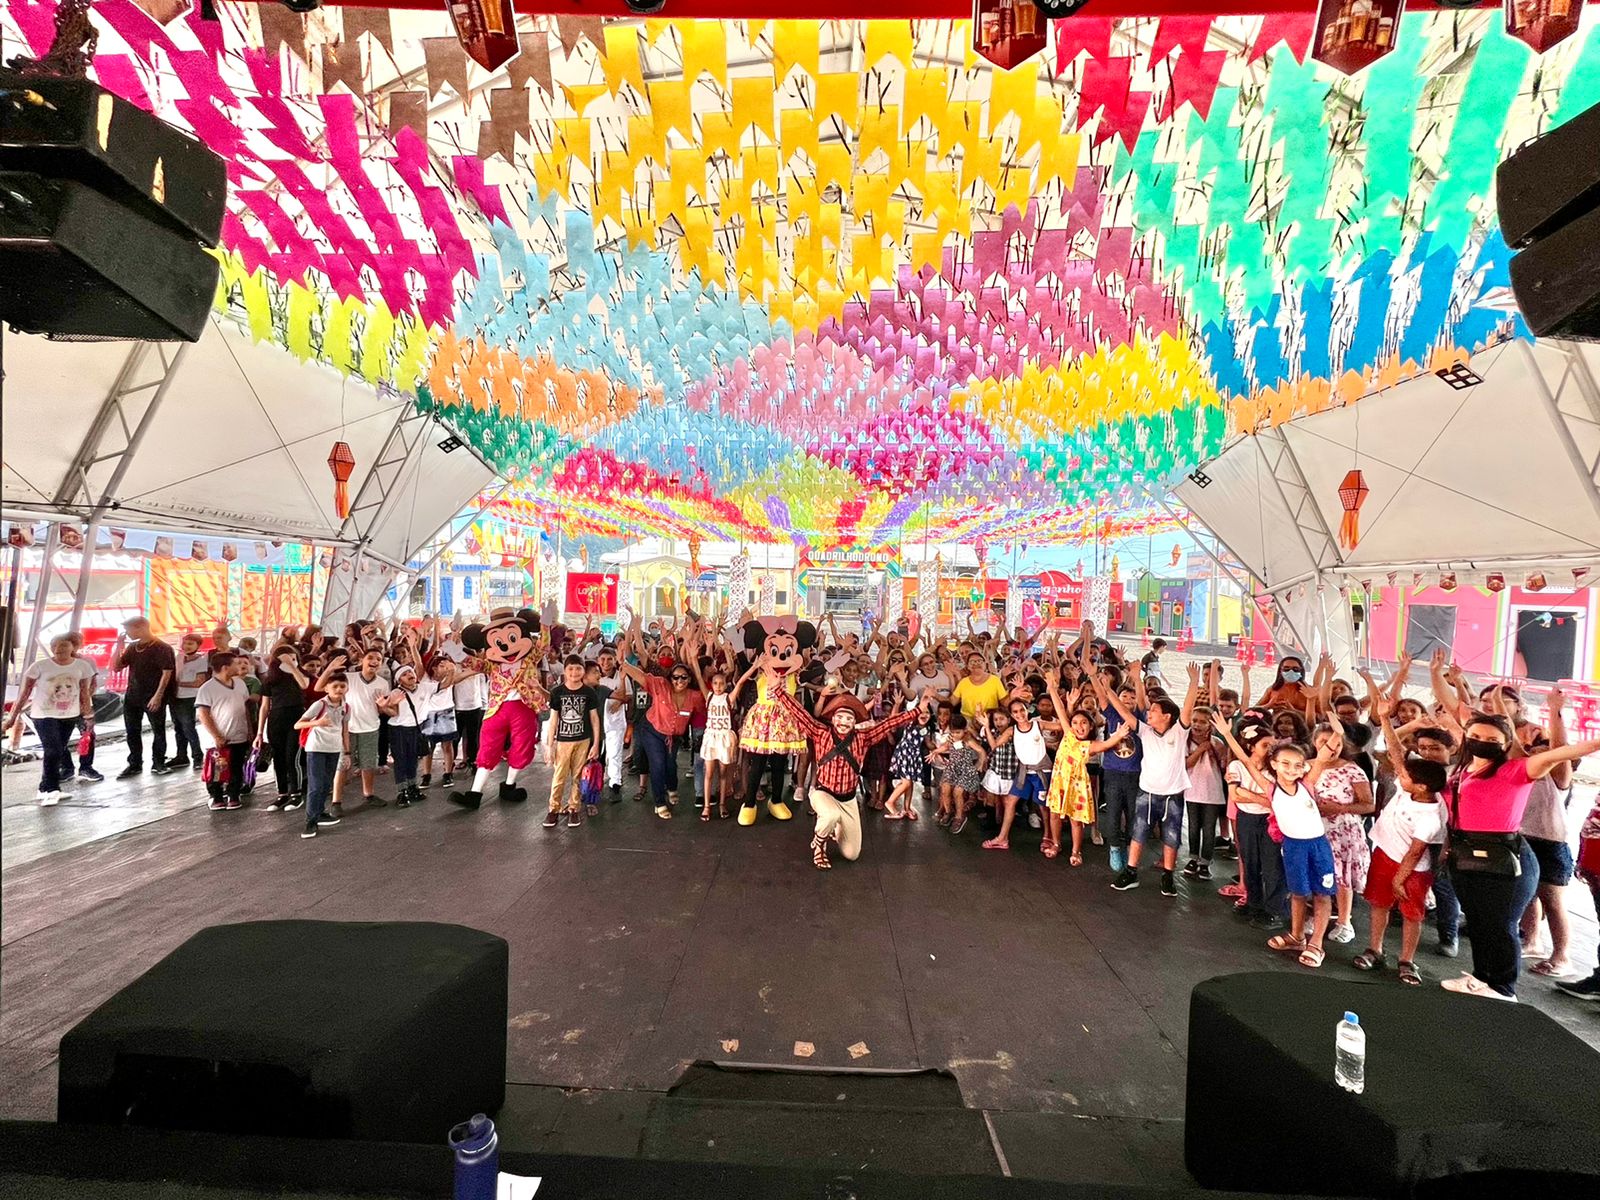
[1464,738,1507,763]
[1280,669,1303,683]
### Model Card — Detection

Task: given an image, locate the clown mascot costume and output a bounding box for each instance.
[448,607,548,810]
[735,616,817,825]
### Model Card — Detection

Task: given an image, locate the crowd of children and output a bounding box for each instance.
[13,606,1600,1006]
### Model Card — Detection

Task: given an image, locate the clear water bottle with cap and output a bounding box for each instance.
[1335,1011,1365,1094]
[448,1113,498,1200]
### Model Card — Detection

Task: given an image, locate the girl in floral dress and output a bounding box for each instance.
[1310,719,1374,944]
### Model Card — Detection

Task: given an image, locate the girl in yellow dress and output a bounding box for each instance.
[1044,676,1131,865]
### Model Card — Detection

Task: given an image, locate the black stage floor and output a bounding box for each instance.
[4,746,1597,1184]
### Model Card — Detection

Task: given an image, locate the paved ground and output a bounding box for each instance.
[3,731,1597,1182]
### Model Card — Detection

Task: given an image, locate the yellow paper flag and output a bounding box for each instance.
[772,20,820,81]
[864,21,914,70]
[813,73,860,130]
[648,80,695,141]
[780,106,819,165]
[857,104,901,164]
[601,24,644,96]
[680,21,728,86]
[730,74,777,141]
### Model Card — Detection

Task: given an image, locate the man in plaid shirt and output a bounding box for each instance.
[775,681,936,870]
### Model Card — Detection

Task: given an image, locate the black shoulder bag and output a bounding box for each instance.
[1445,777,1523,878]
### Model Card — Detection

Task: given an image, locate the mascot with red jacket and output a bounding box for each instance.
[736,615,817,825]
[448,607,548,809]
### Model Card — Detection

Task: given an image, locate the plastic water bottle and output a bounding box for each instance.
[1335,1011,1365,1094]
[448,1113,498,1200]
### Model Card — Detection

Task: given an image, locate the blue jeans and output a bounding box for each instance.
[169,698,202,765]
[1452,839,1540,997]
[1099,770,1140,854]
[637,721,676,805]
[1132,791,1185,849]
[1237,810,1288,920]
[304,751,339,822]
[1432,860,1461,941]
[34,716,76,793]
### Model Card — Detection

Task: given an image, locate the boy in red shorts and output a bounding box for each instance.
[1352,710,1448,986]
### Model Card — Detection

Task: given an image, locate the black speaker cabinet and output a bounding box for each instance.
[0,172,220,342]
[1498,100,1600,341]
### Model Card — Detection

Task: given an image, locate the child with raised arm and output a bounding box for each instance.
[1351,703,1448,985]
[1028,673,1129,863]
[1104,662,1201,897]
[1219,720,1334,966]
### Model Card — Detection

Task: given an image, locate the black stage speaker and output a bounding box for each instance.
[0,69,226,341]
[1497,100,1600,341]
[57,921,509,1144]
[1,173,219,342]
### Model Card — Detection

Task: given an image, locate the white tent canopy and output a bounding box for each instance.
[1173,338,1600,660]
[3,314,493,568]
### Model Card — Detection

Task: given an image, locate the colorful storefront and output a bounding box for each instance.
[1364,582,1599,684]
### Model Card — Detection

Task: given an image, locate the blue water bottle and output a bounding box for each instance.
[448,1113,498,1200]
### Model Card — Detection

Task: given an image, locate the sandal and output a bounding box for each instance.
[811,833,832,870]
[883,808,907,821]
[1267,933,1306,953]
[1351,949,1387,972]
[1040,837,1055,855]
[1397,960,1422,986]
[904,807,919,821]
[700,808,711,822]
[719,803,729,819]
[982,837,1010,850]
[1529,959,1570,977]
[1043,844,1059,859]
[1298,945,1326,969]
[1069,852,1084,867]
[1218,882,1246,899]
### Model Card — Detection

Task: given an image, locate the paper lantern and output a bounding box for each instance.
[328,441,356,519]
[1337,469,1369,551]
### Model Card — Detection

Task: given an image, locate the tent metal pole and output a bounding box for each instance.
[65,342,192,634]
[20,523,61,675]
[1523,341,1600,530]
[383,484,510,621]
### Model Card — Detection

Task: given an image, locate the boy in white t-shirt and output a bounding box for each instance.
[196,652,254,810]
[295,674,349,838]
[1352,712,1449,986]
[170,633,210,768]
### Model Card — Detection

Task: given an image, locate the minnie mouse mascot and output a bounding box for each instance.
[736,616,817,825]
[448,607,548,810]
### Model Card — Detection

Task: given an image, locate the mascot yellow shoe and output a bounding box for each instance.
[738,803,759,826]
[767,798,793,820]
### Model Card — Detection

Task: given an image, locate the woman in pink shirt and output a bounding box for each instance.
[1443,706,1600,1001]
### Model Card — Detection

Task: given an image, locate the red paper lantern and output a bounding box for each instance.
[328,441,356,519]
[1337,469,1369,551]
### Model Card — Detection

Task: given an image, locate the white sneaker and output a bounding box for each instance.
[37,790,61,806]
[1327,923,1356,944]
[1027,810,1043,830]
[1440,973,1517,1001]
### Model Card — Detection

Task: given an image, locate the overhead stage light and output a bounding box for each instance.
[624,0,668,13]
[279,0,320,13]
[1435,364,1483,390]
